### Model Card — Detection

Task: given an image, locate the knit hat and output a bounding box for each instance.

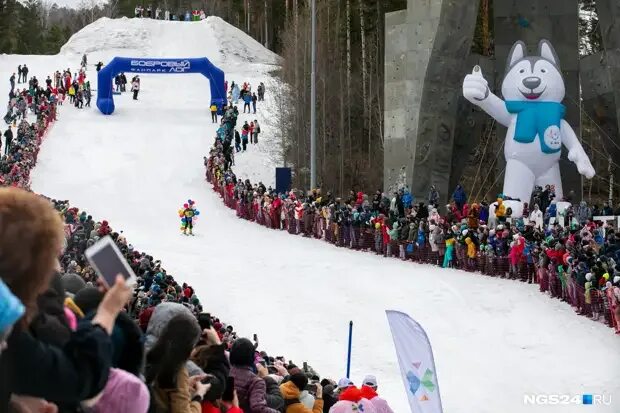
[0,279,24,334]
[290,372,309,392]
[362,375,377,388]
[338,378,354,390]
[93,368,150,413]
[61,273,87,296]
[73,287,104,315]
[229,338,256,367]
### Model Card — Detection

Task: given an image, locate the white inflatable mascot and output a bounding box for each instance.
[463,39,595,217]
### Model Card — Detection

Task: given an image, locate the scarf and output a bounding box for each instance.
[505,101,565,154]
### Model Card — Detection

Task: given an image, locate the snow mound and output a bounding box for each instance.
[60,16,281,69]
[60,17,152,56]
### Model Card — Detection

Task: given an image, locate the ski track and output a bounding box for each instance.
[0,17,617,413]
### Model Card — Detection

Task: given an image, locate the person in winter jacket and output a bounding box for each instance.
[577,201,592,225]
[243,92,252,113]
[360,375,394,413]
[210,104,218,123]
[4,127,13,155]
[280,373,324,413]
[93,368,150,413]
[131,77,140,100]
[528,204,543,230]
[252,119,260,144]
[495,198,506,224]
[428,185,439,207]
[468,203,480,229]
[508,234,525,279]
[145,313,209,413]
[0,188,131,412]
[465,237,476,269]
[241,127,249,151]
[229,338,282,413]
[452,184,467,212]
[443,236,455,268]
[330,386,376,413]
[190,337,230,405]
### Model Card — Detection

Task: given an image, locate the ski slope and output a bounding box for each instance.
[1,17,618,413]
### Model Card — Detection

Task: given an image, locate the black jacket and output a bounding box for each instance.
[264,376,285,412]
[0,323,112,410]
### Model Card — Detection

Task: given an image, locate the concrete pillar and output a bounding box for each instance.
[383,10,412,193]
[384,0,479,204]
[494,0,582,200]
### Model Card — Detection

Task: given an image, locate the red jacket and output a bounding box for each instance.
[545,248,564,264]
[184,287,193,298]
[202,401,243,413]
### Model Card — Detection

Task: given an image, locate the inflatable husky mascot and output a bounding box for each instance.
[463,39,595,217]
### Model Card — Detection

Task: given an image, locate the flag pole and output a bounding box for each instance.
[346,320,353,378]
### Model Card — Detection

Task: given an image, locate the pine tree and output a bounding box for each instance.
[45,23,68,53]
[0,0,21,53]
[17,0,45,54]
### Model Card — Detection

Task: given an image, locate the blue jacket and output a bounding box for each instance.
[453,186,466,204]
[402,192,413,208]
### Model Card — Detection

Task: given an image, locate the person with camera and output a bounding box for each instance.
[0,188,132,412]
[146,313,210,413]
[229,338,282,413]
[279,372,323,413]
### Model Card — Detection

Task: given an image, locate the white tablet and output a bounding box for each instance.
[85,235,137,287]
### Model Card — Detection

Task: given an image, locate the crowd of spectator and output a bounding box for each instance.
[206,138,620,335]
[0,66,394,413]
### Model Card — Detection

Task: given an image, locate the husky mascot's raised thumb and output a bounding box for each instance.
[463,39,595,217]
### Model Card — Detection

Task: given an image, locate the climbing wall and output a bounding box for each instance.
[384,0,479,203]
[494,0,582,200]
[383,9,413,194]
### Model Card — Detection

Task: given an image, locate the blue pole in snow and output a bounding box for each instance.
[346,321,353,379]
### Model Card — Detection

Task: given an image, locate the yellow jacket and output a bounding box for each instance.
[280,381,324,413]
[465,238,476,258]
[152,367,201,413]
[210,104,217,112]
[495,200,506,218]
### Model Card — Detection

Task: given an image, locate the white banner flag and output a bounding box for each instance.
[386,310,444,413]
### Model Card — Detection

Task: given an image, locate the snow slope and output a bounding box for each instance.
[1,17,618,413]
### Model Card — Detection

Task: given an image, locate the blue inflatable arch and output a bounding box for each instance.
[96,57,226,115]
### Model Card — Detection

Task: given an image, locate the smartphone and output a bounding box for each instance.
[85,236,137,287]
[253,333,258,342]
[222,377,235,402]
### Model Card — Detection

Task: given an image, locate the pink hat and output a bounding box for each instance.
[94,368,150,413]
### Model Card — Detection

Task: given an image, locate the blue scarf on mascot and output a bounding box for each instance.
[505,101,565,154]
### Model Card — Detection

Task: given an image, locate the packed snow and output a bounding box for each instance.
[0,16,617,413]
